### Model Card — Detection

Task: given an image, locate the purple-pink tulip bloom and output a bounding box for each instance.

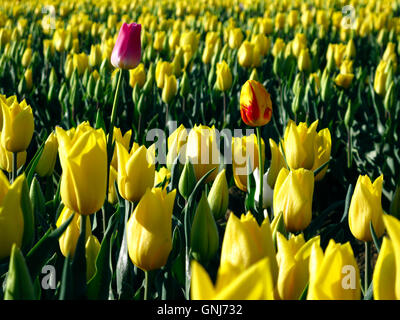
[111,23,141,70]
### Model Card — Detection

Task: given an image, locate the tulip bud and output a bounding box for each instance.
[178,160,197,200]
[127,188,176,271]
[21,48,32,67]
[36,132,58,177]
[384,81,395,112]
[207,169,229,220]
[274,168,314,232]
[348,175,385,242]
[162,74,177,104]
[215,60,232,91]
[24,68,33,91]
[191,192,219,263]
[111,23,141,70]
[85,235,101,280]
[240,80,272,127]
[58,82,68,104]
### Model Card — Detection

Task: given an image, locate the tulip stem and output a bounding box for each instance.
[144,271,149,300]
[222,91,227,125]
[256,127,264,223]
[347,127,352,168]
[12,152,17,183]
[364,241,371,294]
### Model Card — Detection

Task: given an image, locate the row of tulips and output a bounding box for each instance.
[0,0,400,301]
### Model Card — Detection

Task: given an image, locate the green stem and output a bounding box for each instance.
[144,271,149,300]
[347,127,352,169]
[256,127,264,223]
[365,241,371,294]
[223,91,226,125]
[12,152,18,183]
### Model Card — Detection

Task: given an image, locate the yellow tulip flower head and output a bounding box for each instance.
[126,187,176,271]
[186,125,221,183]
[267,138,286,188]
[56,123,107,215]
[219,212,278,286]
[0,173,25,260]
[273,168,314,232]
[311,128,331,181]
[373,237,396,300]
[1,99,34,153]
[166,124,188,170]
[307,240,361,300]
[215,61,232,92]
[116,142,155,203]
[36,132,58,177]
[348,175,385,242]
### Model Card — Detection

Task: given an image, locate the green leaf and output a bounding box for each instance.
[21,175,35,252]
[25,140,45,187]
[363,282,373,300]
[26,213,74,280]
[30,177,47,231]
[340,184,353,224]
[299,282,309,300]
[4,245,36,300]
[87,209,119,300]
[59,255,74,300]
[370,221,381,253]
[71,215,88,299]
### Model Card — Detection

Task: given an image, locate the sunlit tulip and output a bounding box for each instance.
[191,257,274,300]
[85,234,101,280]
[162,74,177,104]
[238,41,254,68]
[232,134,265,192]
[219,212,278,286]
[373,237,396,300]
[215,61,232,92]
[273,168,314,232]
[267,139,286,188]
[154,167,171,188]
[166,124,188,169]
[298,48,311,72]
[116,140,155,202]
[282,119,318,170]
[153,31,166,52]
[129,63,146,88]
[276,233,320,300]
[228,28,243,49]
[207,169,229,220]
[348,175,385,242]
[240,80,272,127]
[0,173,25,260]
[186,125,220,183]
[307,240,361,300]
[36,132,58,177]
[272,38,285,57]
[111,22,141,70]
[110,127,132,170]
[126,188,176,271]
[1,98,34,153]
[155,61,173,88]
[310,128,331,180]
[56,123,107,215]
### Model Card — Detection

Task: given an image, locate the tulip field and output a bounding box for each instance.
[1,0,400,302]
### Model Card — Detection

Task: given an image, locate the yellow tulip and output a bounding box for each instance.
[154,166,171,188]
[126,187,176,271]
[186,125,220,183]
[275,12,285,30]
[238,40,254,68]
[276,233,320,300]
[56,123,107,215]
[56,206,92,257]
[53,29,66,52]
[153,31,166,52]
[24,68,32,91]
[272,38,285,57]
[155,61,173,88]
[232,134,265,192]
[292,33,307,58]
[345,39,356,59]
[273,168,314,232]
[251,34,270,56]
[116,142,155,203]
[287,10,299,28]
[162,74,177,104]
[267,138,286,188]
[129,63,146,89]
[108,165,118,204]
[382,214,400,299]
[219,212,278,286]
[109,127,132,170]
[373,237,396,300]
[282,119,318,170]
[21,48,32,67]
[228,28,243,49]
[334,73,354,89]
[298,48,311,72]
[348,175,385,242]
[1,98,34,153]
[88,44,102,68]
[0,173,25,260]
[72,53,88,76]
[311,128,331,180]
[36,132,58,177]
[191,257,274,300]
[215,60,232,92]
[307,240,361,300]
[374,60,389,96]
[166,124,188,169]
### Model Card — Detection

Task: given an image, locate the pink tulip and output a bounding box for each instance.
[111,23,141,70]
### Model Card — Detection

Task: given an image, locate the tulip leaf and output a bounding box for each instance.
[313,158,331,177]
[26,213,74,280]
[71,215,88,299]
[363,282,373,300]
[59,255,74,300]
[340,184,353,224]
[298,282,309,300]
[95,109,106,132]
[25,140,45,187]
[369,221,381,253]
[87,209,119,300]
[4,245,36,300]
[168,152,181,193]
[20,176,35,253]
